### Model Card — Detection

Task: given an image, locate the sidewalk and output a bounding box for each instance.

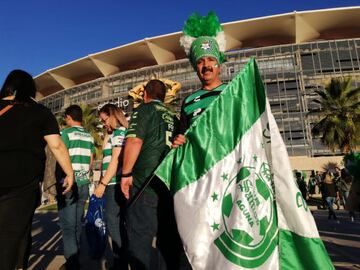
[312,209,360,270]
[28,207,360,269]
[28,209,111,270]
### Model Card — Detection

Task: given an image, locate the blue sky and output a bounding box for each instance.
[0,0,359,82]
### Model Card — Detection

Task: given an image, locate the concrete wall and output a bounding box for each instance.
[289,155,344,172]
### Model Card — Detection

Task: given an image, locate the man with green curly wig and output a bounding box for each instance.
[173,12,227,147]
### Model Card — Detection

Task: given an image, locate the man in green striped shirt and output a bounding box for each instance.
[57,105,95,269]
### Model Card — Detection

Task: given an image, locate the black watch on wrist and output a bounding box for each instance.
[121,171,132,177]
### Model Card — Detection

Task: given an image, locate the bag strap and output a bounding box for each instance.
[0,105,14,116]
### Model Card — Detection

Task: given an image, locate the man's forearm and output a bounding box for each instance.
[54,147,73,177]
[45,134,73,176]
[122,138,143,173]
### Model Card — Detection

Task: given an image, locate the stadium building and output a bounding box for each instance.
[35,7,360,169]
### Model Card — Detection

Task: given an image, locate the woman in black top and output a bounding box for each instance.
[0,70,74,270]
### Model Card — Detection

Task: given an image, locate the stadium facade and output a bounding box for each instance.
[35,7,360,167]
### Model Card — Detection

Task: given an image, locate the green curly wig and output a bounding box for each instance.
[180,11,226,69]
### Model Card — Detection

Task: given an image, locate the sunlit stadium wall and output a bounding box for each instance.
[40,38,360,157]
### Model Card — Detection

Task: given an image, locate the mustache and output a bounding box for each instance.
[201,66,213,73]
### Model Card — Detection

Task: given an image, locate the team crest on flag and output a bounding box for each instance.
[213,161,278,268]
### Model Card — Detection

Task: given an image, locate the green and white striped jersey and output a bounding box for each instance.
[61,126,95,186]
[178,83,227,133]
[101,126,126,185]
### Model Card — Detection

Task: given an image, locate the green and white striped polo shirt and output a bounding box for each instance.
[61,126,95,186]
[101,126,126,185]
[178,83,227,133]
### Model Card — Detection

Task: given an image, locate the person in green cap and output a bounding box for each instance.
[173,11,227,147]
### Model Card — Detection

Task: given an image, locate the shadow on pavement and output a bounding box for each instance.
[313,210,360,270]
[29,211,62,269]
[29,210,113,270]
[29,206,360,269]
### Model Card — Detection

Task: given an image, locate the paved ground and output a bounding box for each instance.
[28,210,112,270]
[28,208,360,270]
[314,210,360,270]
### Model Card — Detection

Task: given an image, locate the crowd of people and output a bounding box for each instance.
[1,11,359,270]
[0,71,192,270]
[0,10,229,270]
[295,168,356,222]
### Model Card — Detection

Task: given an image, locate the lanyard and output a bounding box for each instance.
[0,105,13,116]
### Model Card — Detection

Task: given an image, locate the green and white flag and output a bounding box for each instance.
[155,59,333,270]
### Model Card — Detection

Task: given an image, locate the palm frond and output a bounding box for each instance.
[80,103,103,159]
[322,162,339,174]
[313,77,360,153]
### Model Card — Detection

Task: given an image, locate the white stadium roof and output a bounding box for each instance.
[35,6,360,97]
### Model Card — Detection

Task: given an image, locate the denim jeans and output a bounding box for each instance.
[104,184,127,269]
[57,183,89,263]
[325,196,337,219]
[127,181,192,270]
[127,186,159,270]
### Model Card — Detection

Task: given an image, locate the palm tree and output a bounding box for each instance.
[129,78,181,116]
[80,103,103,160]
[321,161,340,174]
[56,104,102,158]
[311,77,360,153]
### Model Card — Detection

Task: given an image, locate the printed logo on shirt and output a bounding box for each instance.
[193,108,202,117]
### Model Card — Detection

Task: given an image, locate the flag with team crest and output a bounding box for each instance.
[155,58,333,270]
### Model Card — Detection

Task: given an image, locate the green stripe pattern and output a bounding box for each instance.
[61,126,95,186]
[183,84,226,125]
[155,58,333,269]
[155,58,266,193]
[279,230,334,269]
[101,127,126,184]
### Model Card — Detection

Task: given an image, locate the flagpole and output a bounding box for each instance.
[127,174,156,209]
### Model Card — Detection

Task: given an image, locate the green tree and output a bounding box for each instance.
[311,77,360,153]
[79,103,102,160]
[321,161,339,174]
